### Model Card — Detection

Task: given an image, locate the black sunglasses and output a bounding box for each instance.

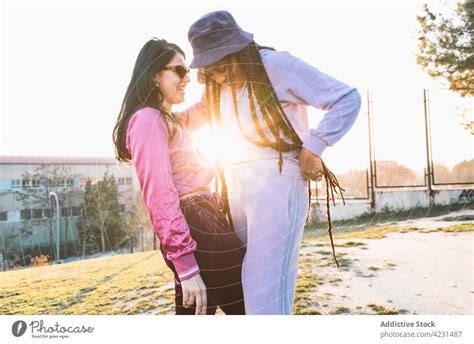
[162,65,190,79]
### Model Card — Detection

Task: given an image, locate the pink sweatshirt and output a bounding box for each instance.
[126,106,215,281]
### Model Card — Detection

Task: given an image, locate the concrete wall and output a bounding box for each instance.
[312,187,473,222]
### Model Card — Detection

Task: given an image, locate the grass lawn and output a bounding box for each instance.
[1,203,472,315]
[0,251,175,315]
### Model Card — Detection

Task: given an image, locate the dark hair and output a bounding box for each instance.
[205,42,303,172]
[205,41,346,267]
[113,38,184,163]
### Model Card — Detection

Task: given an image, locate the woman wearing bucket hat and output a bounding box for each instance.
[113,38,246,315]
[181,10,362,314]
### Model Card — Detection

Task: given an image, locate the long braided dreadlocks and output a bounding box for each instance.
[205,41,345,267]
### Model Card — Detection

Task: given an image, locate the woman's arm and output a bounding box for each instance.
[284,55,362,158]
[126,107,199,281]
[174,91,209,132]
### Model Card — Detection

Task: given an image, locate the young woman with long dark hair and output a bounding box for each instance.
[112,38,246,315]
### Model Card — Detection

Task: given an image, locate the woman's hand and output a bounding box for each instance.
[181,274,208,315]
[297,148,324,181]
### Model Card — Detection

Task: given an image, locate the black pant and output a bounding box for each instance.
[160,192,246,315]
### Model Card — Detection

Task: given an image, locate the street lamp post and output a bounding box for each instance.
[49,192,60,262]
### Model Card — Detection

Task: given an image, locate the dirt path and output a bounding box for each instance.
[299,210,474,315]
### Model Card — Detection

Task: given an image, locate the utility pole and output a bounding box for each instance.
[49,192,61,262]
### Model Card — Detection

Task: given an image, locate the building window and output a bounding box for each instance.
[11,180,21,188]
[125,177,132,185]
[44,208,52,218]
[61,207,71,217]
[118,178,124,185]
[72,207,81,216]
[20,209,31,220]
[22,179,31,188]
[61,207,80,217]
[0,212,7,221]
[32,209,44,219]
[31,179,41,187]
[57,178,74,187]
[80,178,97,186]
[119,204,126,213]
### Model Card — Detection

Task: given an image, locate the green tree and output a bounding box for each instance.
[120,191,154,251]
[416,0,473,97]
[77,173,126,254]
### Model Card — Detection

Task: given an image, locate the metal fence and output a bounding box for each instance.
[312,88,473,202]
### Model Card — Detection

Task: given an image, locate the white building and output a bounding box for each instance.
[0,156,138,267]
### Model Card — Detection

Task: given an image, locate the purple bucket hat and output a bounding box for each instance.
[188,11,254,68]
